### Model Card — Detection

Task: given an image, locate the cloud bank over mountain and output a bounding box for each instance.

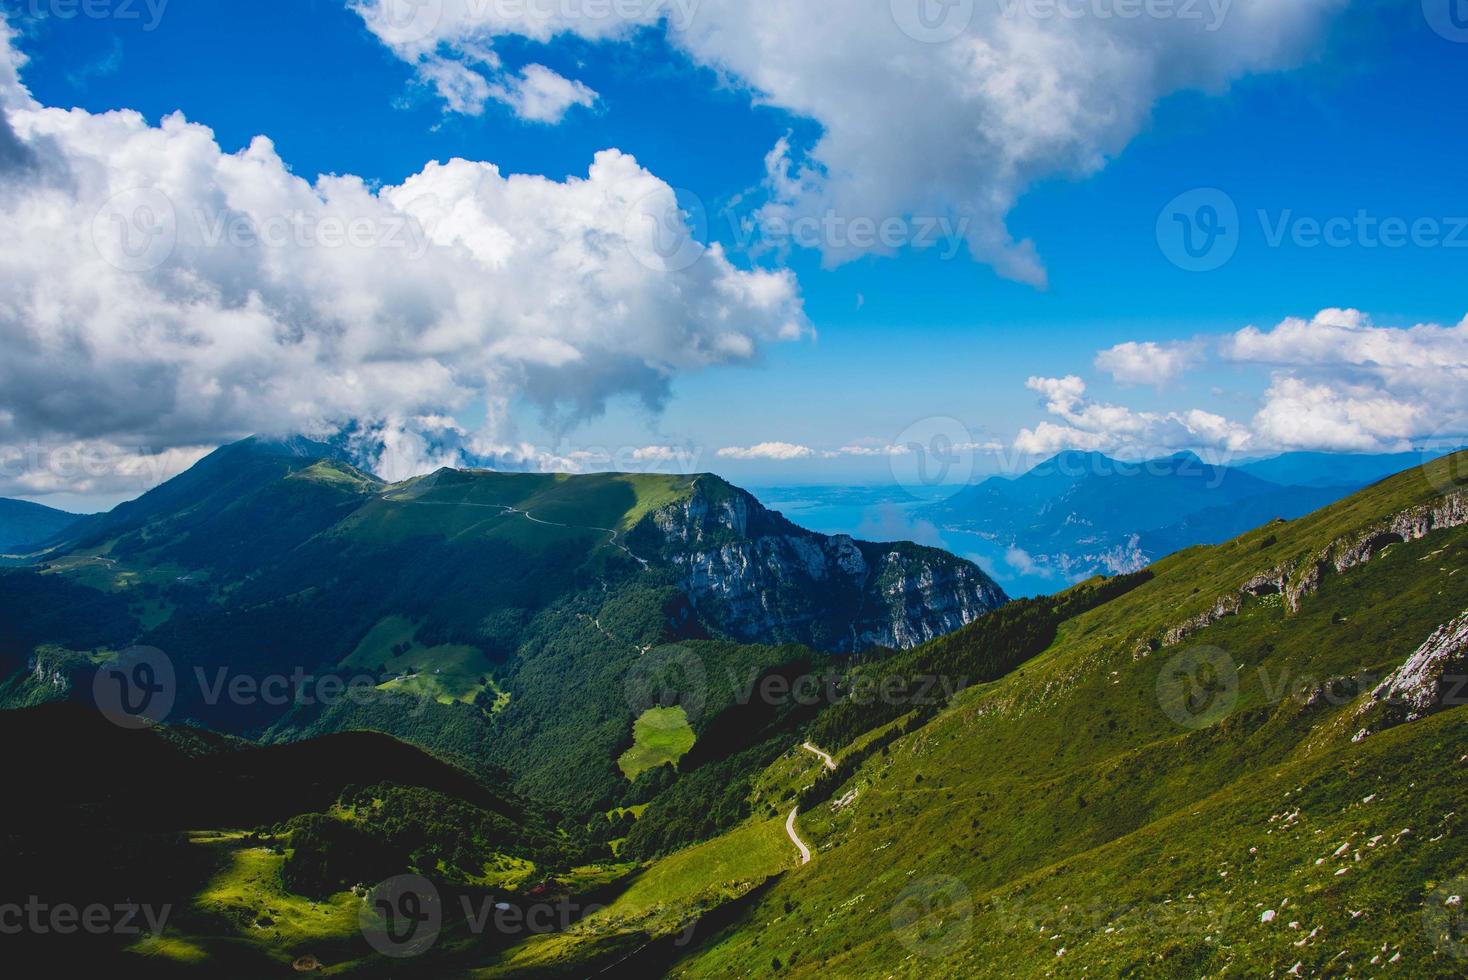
[0,15,805,497]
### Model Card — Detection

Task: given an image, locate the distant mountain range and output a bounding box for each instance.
[921,449,1444,581]
[1233,449,1442,487]
[0,496,84,551]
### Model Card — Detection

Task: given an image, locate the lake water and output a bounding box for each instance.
[747,485,1064,599]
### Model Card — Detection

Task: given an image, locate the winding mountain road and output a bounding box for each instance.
[801,742,837,771]
[784,742,838,865]
[785,806,811,865]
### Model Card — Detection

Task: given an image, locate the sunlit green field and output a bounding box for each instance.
[345,615,508,707]
[618,706,697,779]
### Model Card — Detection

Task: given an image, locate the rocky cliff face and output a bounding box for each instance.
[632,476,1007,653]
[1353,609,1468,741]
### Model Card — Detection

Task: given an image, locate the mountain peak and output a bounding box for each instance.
[1043,449,1116,469]
[237,433,353,461]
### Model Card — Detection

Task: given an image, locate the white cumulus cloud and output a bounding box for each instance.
[1014,375,1253,457]
[489,63,599,123]
[0,16,805,496]
[350,0,1344,282]
[1250,376,1422,453]
[1222,308,1468,451]
[1223,308,1468,387]
[716,442,814,461]
[1037,308,1468,459]
[1095,340,1205,386]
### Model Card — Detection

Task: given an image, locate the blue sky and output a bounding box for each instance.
[1,0,1466,503]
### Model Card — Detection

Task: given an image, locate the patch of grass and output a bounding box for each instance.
[191,838,361,948]
[608,804,649,821]
[344,615,504,706]
[618,473,700,530]
[473,816,794,977]
[555,862,641,892]
[377,646,502,705]
[132,831,366,973]
[127,934,211,965]
[287,460,381,492]
[598,816,795,925]
[618,706,697,779]
[467,854,539,891]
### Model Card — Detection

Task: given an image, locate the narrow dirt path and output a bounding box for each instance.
[801,742,837,771]
[380,493,649,567]
[579,613,653,657]
[784,742,837,866]
[785,806,811,865]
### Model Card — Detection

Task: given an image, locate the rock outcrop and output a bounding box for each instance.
[634,476,1008,653]
[1156,490,1468,650]
[1352,610,1468,741]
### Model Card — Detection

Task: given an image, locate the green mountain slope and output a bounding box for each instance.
[1,438,1003,816]
[451,451,1468,977]
[3,452,1465,977]
[650,452,1468,978]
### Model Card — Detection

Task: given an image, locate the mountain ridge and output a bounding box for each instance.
[4,437,1006,814]
[0,496,84,551]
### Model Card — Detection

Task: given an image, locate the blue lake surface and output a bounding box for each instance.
[747,485,1066,599]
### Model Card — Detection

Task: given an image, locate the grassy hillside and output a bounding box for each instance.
[425,452,1468,977]
[652,453,1468,978]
